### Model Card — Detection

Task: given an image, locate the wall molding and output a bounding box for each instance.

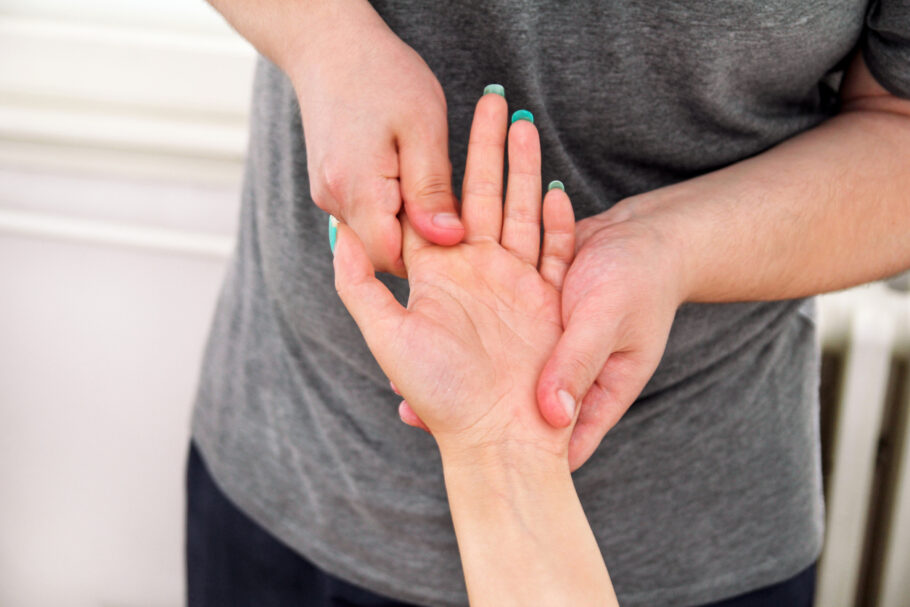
[0,14,256,179]
[0,207,233,259]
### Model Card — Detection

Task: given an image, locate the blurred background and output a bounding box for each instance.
[0,2,907,606]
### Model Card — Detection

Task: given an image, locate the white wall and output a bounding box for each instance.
[0,1,253,605]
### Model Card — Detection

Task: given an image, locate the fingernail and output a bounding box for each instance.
[432,212,462,229]
[557,389,576,421]
[511,109,534,124]
[328,215,339,253]
[390,380,400,395]
[483,83,505,98]
[548,180,565,192]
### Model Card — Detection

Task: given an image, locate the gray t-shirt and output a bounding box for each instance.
[192,1,910,605]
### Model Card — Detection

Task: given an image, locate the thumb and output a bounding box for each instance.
[536,303,618,428]
[398,122,464,246]
[567,352,655,470]
[333,219,408,364]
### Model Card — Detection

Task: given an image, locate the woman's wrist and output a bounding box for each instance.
[432,395,571,479]
[438,437,570,486]
[438,426,616,606]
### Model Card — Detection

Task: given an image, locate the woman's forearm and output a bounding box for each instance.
[439,440,617,607]
[615,54,910,303]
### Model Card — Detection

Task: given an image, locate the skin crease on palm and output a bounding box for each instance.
[334,92,579,459]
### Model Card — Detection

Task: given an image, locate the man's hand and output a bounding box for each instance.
[536,205,686,470]
[207,0,464,275]
[535,51,910,471]
[287,3,463,275]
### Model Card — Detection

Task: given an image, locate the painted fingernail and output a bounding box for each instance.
[328,215,339,253]
[432,212,462,229]
[548,180,565,192]
[557,389,576,421]
[511,109,534,124]
[483,83,505,98]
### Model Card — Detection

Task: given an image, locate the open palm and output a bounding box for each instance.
[334,93,576,455]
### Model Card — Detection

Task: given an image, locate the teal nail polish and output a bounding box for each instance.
[483,83,505,98]
[511,109,534,124]
[328,215,338,253]
[548,180,565,192]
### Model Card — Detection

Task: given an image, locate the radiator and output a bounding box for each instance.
[816,278,910,607]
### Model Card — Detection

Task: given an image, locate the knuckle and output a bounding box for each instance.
[409,119,447,150]
[462,177,501,200]
[504,206,540,225]
[320,159,349,201]
[309,182,332,213]
[544,236,575,261]
[410,174,452,202]
[407,96,448,140]
[562,350,599,384]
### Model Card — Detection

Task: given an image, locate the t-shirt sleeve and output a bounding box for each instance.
[862,0,910,99]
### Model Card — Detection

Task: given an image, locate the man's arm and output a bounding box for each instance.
[537,51,910,468]
[629,51,910,302]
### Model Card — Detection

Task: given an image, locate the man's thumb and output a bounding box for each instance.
[398,125,464,246]
[536,313,617,428]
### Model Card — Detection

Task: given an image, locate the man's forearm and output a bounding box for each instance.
[206,0,378,73]
[619,58,910,303]
[439,441,616,607]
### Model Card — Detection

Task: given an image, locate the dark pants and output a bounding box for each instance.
[186,443,816,607]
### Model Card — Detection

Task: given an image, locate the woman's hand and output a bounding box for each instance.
[335,91,617,607]
[333,92,576,459]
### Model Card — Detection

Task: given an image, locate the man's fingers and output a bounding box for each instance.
[398,116,465,246]
[539,185,575,290]
[536,302,618,428]
[333,222,408,361]
[461,90,508,243]
[501,114,542,266]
